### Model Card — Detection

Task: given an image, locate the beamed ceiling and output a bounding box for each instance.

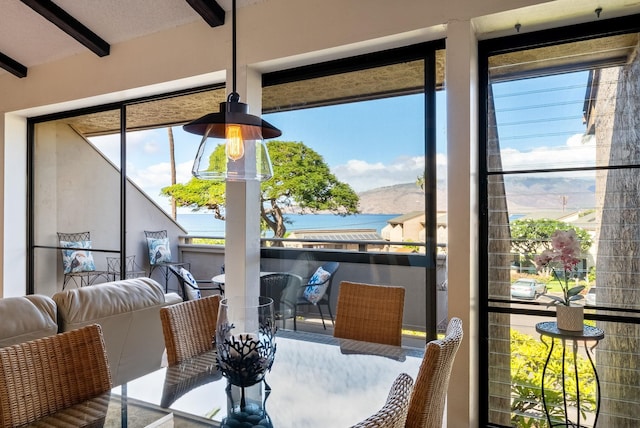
[0,0,278,78]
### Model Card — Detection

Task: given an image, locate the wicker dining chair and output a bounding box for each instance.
[160,295,222,366]
[351,372,414,428]
[405,317,463,428]
[0,324,112,427]
[334,281,406,346]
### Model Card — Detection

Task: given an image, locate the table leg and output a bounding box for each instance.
[541,335,554,427]
[572,339,580,428]
[585,341,602,427]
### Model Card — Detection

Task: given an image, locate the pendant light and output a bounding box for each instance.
[184,0,281,181]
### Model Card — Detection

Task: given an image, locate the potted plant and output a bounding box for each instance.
[535,229,585,331]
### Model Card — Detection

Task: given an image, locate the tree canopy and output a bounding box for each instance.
[161,140,359,238]
[510,218,593,267]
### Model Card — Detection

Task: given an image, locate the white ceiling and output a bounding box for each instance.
[0,0,270,76]
[1,0,640,78]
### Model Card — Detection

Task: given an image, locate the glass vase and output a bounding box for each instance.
[215,296,276,428]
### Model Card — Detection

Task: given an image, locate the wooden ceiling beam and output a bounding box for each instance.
[0,51,27,78]
[186,0,225,27]
[20,0,110,57]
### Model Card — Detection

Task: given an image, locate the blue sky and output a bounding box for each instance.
[90,70,593,212]
[91,92,448,211]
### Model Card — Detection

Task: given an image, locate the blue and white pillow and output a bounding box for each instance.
[147,237,171,265]
[60,240,96,274]
[303,266,332,304]
[179,267,201,300]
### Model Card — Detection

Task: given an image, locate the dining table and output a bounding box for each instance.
[25,330,424,427]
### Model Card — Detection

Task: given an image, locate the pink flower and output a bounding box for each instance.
[535,228,585,306]
[550,229,581,271]
[534,249,555,269]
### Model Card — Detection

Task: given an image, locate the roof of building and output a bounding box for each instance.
[288,229,382,241]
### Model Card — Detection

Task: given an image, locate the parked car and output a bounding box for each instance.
[586,287,596,306]
[510,278,547,300]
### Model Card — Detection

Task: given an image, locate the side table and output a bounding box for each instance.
[535,321,605,428]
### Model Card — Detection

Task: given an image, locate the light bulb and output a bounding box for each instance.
[226,125,244,161]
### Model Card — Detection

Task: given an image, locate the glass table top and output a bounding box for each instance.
[113,330,424,427]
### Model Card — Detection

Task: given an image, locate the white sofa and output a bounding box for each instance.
[0,277,182,386]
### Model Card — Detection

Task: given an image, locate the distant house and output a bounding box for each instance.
[285,229,385,251]
[513,209,598,276]
[381,211,448,253]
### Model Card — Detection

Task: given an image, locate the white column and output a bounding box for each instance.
[224,65,263,300]
[445,19,479,428]
[2,113,28,297]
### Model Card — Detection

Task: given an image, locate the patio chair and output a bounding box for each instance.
[168,265,224,301]
[160,295,222,366]
[57,231,109,289]
[0,324,112,427]
[281,261,340,331]
[350,372,414,428]
[106,254,146,280]
[260,272,303,329]
[406,317,463,428]
[333,281,405,346]
[144,230,190,292]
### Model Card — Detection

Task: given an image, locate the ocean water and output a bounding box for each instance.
[176,213,399,237]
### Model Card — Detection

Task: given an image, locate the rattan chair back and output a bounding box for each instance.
[160,295,222,366]
[334,281,405,346]
[406,317,463,428]
[0,324,112,427]
[351,372,414,428]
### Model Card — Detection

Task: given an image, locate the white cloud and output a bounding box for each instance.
[499,133,595,171]
[333,154,447,192]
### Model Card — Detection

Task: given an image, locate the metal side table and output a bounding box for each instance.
[536,321,605,428]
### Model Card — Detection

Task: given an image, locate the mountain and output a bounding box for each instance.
[357,182,446,214]
[355,176,595,214]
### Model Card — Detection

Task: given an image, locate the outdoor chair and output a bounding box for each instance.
[144,230,190,292]
[350,373,414,428]
[281,261,340,331]
[106,254,146,281]
[57,231,109,289]
[160,295,222,366]
[0,324,112,427]
[334,281,405,346]
[405,317,463,428]
[168,265,224,301]
[260,272,303,329]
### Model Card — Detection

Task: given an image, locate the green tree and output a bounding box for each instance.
[511,330,596,427]
[161,140,359,238]
[510,219,593,268]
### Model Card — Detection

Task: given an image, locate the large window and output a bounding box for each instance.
[29,86,226,294]
[481,16,640,427]
[259,43,446,339]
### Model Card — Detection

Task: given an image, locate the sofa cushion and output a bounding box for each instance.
[0,295,58,347]
[53,277,182,386]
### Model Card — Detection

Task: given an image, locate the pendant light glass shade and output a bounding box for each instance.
[183,0,281,182]
[185,97,281,181]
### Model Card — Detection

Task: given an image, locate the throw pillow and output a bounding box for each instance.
[147,237,172,265]
[60,240,97,274]
[303,266,332,304]
[179,267,201,300]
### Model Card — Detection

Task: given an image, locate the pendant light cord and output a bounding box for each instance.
[229,0,239,103]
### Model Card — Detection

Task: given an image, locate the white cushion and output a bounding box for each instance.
[303,266,332,304]
[147,237,171,265]
[179,267,201,301]
[60,240,96,274]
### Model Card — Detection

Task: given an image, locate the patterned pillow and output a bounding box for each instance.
[60,240,96,274]
[147,237,172,265]
[179,267,201,301]
[303,266,332,304]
